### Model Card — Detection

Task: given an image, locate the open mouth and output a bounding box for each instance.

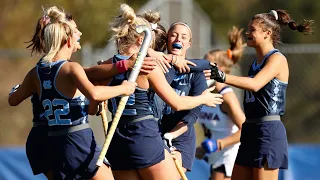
[172,43,183,50]
[247,37,253,40]
[77,38,81,42]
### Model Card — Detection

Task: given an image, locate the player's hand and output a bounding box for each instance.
[195,146,206,159]
[210,63,226,83]
[148,50,171,73]
[203,69,211,80]
[9,84,20,95]
[201,139,218,153]
[172,56,196,73]
[120,80,137,96]
[140,57,158,74]
[201,87,223,107]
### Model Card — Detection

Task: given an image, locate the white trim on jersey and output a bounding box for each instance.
[219,87,233,95]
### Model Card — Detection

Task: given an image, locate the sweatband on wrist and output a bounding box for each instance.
[115,60,129,73]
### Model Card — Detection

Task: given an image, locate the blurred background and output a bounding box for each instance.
[0,0,319,179]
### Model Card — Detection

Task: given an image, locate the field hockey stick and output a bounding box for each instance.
[96,25,152,166]
[99,101,108,136]
[173,156,188,180]
[167,145,188,180]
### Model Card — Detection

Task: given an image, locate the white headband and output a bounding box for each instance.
[150,23,157,30]
[269,10,278,20]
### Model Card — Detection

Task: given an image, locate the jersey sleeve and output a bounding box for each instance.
[188,59,211,72]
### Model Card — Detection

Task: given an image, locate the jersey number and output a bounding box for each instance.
[111,94,136,115]
[245,91,256,103]
[43,99,71,126]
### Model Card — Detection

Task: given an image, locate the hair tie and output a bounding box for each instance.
[269,10,278,20]
[226,49,233,59]
[42,15,51,26]
[150,23,157,30]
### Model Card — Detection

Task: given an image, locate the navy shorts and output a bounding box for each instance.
[26,126,50,175]
[172,126,196,171]
[107,118,168,170]
[49,127,109,179]
[235,121,288,169]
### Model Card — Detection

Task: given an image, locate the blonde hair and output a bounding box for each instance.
[39,6,74,63]
[26,6,72,56]
[110,4,152,54]
[42,22,73,62]
[204,26,245,74]
[141,10,162,50]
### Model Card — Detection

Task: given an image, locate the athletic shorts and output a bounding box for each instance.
[235,120,288,169]
[107,117,168,170]
[171,127,196,171]
[49,126,109,180]
[26,126,50,175]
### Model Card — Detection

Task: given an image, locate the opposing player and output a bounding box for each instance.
[196,27,246,180]
[210,10,314,180]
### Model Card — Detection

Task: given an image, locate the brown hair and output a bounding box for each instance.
[142,11,167,52]
[26,6,73,56]
[252,9,314,45]
[204,26,245,74]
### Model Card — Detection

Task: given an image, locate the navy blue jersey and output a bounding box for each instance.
[160,68,207,132]
[148,59,210,120]
[108,54,153,122]
[244,49,288,119]
[188,59,211,72]
[37,60,89,126]
[31,93,45,123]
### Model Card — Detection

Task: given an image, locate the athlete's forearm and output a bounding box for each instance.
[85,63,119,82]
[169,121,188,139]
[225,74,258,92]
[219,130,241,149]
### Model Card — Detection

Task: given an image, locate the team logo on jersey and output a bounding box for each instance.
[43,80,52,89]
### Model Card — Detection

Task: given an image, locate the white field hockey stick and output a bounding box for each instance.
[96,25,152,166]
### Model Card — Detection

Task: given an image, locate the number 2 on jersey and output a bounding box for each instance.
[43,99,71,126]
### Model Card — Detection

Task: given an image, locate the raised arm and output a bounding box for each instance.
[212,53,288,92]
[85,55,158,82]
[69,62,136,101]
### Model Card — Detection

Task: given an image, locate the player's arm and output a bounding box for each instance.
[148,65,223,111]
[164,72,208,140]
[68,62,136,101]
[8,68,36,106]
[212,53,287,92]
[85,55,157,82]
[216,83,245,150]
